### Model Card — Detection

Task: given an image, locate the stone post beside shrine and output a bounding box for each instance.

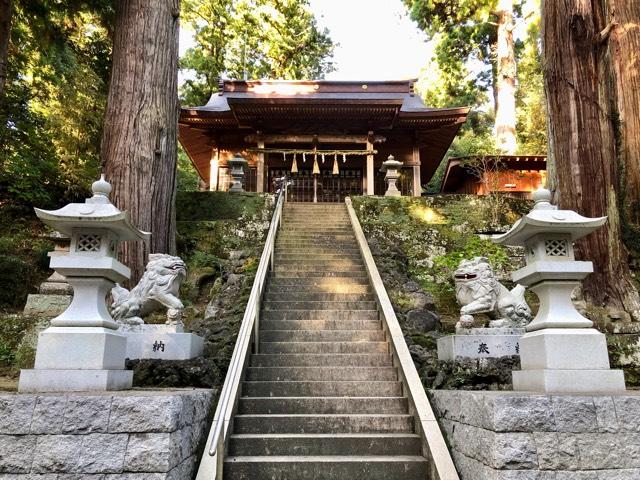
[380,155,403,197]
[228,153,248,193]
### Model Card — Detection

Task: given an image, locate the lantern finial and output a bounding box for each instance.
[91,174,112,199]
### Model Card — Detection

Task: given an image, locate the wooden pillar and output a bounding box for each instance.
[412,145,421,197]
[366,131,374,195]
[256,138,265,193]
[209,146,219,191]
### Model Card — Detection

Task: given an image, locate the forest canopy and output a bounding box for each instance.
[0,0,335,207]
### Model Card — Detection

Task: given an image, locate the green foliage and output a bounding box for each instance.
[177,147,201,192]
[0,315,36,367]
[0,204,53,309]
[1,1,112,207]
[180,0,335,106]
[515,6,547,154]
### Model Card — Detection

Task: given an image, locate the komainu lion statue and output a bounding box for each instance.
[111,254,187,326]
[454,257,532,330]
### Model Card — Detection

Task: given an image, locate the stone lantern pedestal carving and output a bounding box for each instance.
[228,153,248,193]
[493,189,625,393]
[19,175,150,392]
[380,155,402,197]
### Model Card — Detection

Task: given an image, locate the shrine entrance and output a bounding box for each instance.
[269,167,363,202]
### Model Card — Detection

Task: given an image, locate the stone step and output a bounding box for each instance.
[233,414,414,434]
[275,253,363,261]
[270,271,368,279]
[273,263,365,272]
[259,341,388,354]
[266,286,372,296]
[275,243,359,250]
[245,366,396,382]
[250,354,392,367]
[283,223,351,228]
[242,380,402,397]
[264,293,374,302]
[263,300,376,311]
[274,248,362,255]
[227,433,423,456]
[237,397,408,415]
[223,455,428,480]
[261,319,381,331]
[267,277,370,288]
[259,330,385,343]
[262,310,379,321]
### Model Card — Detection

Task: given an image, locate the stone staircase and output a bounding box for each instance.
[224,203,429,479]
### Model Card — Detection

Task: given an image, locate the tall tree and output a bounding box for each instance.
[180,0,334,106]
[0,0,12,101]
[542,0,640,318]
[101,0,180,283]
[405,0,524,153]
[494,0,517,153]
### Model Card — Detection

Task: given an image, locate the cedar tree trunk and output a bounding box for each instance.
[101,0,180,283]
[607,0,640,262]
[0,0,12,101]
[494,0,517,154]
[542,0,640,317]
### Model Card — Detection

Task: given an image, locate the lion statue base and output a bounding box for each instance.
[111,254,187,327]
[453,257,532,332]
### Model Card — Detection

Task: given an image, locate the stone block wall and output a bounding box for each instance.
[431,390,640,479]
[0,389,214,479]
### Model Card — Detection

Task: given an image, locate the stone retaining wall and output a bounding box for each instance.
[431,390,640,479]
[0,389,214,479]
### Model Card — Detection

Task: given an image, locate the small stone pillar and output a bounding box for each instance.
[380,155,402,197]
[228,153,248,193]
[23,232,73,317]
[19,175,150,392]
[493,188,625,393]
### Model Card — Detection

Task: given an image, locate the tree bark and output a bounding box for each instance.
[101,0,180,284]
[607,0,640,261]
[0,0,12,102]
[494,0,517,154]
[542,0,640,316]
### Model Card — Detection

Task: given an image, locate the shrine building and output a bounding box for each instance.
[179,79,469,202]
[440,155,547,199]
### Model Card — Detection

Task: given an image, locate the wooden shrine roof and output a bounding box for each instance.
[440,155,547,193]
[179,79,470,183]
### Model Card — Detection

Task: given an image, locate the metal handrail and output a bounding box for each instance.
[206,182,286,459]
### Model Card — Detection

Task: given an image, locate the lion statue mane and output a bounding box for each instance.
[111,254,187,326]
[453,256,532,330]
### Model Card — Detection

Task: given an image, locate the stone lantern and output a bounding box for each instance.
[380,155,402,197]
[19,175,150,392]
[493,188,625,392]
[228,153,248,193]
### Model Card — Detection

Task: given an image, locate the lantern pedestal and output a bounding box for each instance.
[512,328,625,393]
[19,369,133,393]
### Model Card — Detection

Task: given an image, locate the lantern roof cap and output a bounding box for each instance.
[34,175,151,242]
[493,188,607,246]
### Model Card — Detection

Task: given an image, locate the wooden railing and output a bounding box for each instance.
[345,197,460,480]
[195,183,286,480]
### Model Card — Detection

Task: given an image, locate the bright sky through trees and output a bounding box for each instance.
[178,0,434,81]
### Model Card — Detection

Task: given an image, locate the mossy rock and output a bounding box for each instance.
[0,255,33,308]
[176,192,268,221]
